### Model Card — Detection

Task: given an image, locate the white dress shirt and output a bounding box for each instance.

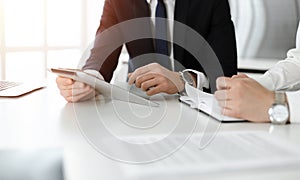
[146,0,209,90]
[255,22,300,123]
[146,0,175,70]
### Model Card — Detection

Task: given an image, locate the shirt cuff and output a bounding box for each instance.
[253,72,275,91]
[182,69,209,90]
[83,69,104,80]
[286,91,300,123]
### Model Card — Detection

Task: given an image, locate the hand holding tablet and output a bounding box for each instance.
[51,68,159,107]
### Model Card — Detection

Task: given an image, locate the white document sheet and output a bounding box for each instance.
[120,132,300,179]
[180,84,242,121]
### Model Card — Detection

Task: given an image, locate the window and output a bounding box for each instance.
[0,0,104,82]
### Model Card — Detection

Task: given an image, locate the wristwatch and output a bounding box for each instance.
[268,91,289,125]
[179,71,195,95]
[180,71,195,86]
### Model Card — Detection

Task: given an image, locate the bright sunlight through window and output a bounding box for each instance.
[0,0,104,82]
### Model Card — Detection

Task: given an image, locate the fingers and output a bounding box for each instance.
[214,89,230,101]
[216,77,232,90]
[232,73,248,79]
[141,79,158,91]
[56,76,86,91]
[56,76,73,88]
[135,73,156,88]
[146,85,163,96]
[220,108,239,118]
[214,87,243,119]
[214,97,240,118]
[128,66,151,85]
[214,86,236,117]
[60,83,91,96]
[214,89,232,110]
[128,73,132,79]
[128,63,166,85]
[132,71,176,95]
[59,81,87,93]
[134,73,160,94]
[216,75,248,90]
[56,76,96,102]
[66,88,95,102]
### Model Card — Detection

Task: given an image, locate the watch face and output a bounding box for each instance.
[268,104,289,124]
[182,71,194,86]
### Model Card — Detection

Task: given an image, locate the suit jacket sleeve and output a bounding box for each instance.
[207,0,237,77]
[82,0,122,82]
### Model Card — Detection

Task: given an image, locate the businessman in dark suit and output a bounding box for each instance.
[56,0,237,102]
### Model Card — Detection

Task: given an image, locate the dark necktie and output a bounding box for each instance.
[155,0,169,56]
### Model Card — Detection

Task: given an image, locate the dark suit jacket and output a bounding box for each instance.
[83,0,237,91]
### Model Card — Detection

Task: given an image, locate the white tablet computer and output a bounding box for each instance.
[50,68,159,107]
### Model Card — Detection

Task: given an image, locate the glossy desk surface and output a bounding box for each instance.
[0,80,300,180]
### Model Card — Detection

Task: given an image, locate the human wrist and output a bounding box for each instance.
[182,69,209,89]
[180,71,196,86]
[188,72,197,87]
[177,72,185,93]
[264,91,275,122]
[284,93,290,124]
[268,91,276,106]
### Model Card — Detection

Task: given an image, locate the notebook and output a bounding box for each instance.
[0,80,45,97]
[180,83,243,122]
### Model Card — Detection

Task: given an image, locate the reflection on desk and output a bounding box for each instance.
[0,81,300,180]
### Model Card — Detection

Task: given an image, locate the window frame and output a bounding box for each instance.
[0,0,90,80]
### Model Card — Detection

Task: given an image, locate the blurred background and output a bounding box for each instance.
[0,0,104,82]
[1,1,300,179]
[0,0,299,82]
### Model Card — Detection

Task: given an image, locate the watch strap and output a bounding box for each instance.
[183,69,209,89]
[269,91,289,125]
[178,71,186,96]
[274,91,286,104]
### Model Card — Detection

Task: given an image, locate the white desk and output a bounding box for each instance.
[0,80,300,180]
[238,58,278,72]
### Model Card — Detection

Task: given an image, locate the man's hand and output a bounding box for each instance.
[56,76,96,102]
[128,63,184,96]
[231,73,248,79]
[214,76,275,122]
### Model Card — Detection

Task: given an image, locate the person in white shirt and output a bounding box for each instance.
[56,0,237,102]
[214,22,300,124]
